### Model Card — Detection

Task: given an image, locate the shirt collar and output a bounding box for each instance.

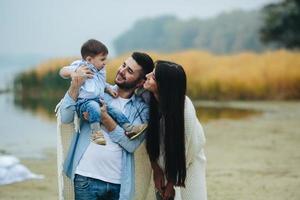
[81,60,100,73]
[112,85,137,104]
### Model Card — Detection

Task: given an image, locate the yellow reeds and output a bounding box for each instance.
[33,57,78,78]
[26,50,300,100]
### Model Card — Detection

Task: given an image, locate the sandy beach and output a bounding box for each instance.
[0,101,299,200]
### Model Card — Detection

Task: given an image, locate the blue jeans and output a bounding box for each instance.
[74,174,120,200]
[76,98,130,125]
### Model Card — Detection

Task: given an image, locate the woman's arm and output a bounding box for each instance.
[151,161,165,195]
[184,96,206,167]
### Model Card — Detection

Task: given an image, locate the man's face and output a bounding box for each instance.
[115,56,144,89]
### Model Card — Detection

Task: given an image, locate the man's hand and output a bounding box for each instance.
[163,181,175,200]
[74,65,94,79]
[98,102,117,132]
[82,100,105,121]
[99,100,107,114]
[68,65,93,101]
[70,65,93,86]
[83,112,89,120]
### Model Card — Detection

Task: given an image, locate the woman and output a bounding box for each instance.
[143,60,207,200]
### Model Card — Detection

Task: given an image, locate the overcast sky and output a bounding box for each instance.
[0,0,280,58]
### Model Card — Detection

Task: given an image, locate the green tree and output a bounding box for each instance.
[260,0,300,49]
[114,10,268,55]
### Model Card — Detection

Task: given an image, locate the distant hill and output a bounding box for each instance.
[114,10,273,55]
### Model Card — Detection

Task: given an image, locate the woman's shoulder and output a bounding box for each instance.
[184,96,197,127]
[184,96,196,114]
[184,96,206,148]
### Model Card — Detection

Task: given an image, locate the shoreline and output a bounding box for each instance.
[0,151,58,200]
[0,101,299,200]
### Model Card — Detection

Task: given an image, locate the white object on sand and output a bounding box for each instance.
[0,155,44,185]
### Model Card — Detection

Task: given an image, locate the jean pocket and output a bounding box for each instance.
[74,174,90,189]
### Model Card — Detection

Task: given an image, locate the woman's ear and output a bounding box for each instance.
[136,79,145,89]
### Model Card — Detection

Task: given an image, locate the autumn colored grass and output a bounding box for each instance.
[14,50,300,101]
[110,50,300,100]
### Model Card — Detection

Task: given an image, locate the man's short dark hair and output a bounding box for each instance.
[81,39,108,60]
[131,52,154,78]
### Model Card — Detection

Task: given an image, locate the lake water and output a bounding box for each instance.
[0,56,57,158]
[0,56,260,158]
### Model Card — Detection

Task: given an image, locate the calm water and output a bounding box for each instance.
[0,92,260,159]
[0,56,56,158]
[0,56,260,158]
[0,93,56,158]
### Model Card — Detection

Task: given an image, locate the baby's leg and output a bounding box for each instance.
[106,104,147,139]
[106,104,130,126]
[79,100,106,145]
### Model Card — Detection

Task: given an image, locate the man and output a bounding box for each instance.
[59,52,154,200]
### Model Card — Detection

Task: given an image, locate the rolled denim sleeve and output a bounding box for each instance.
[108,101,149,153]
[60,92,77,124]
[109,125,146,153]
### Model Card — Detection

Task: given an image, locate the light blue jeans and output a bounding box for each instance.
[76,98,130,126]
[74,174,120,200]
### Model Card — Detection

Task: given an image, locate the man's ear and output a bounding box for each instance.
[136,79,145,89]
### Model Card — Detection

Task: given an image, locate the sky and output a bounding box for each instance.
[0,0,280,58]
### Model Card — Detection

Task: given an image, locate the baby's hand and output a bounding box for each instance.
[107,88,118,98]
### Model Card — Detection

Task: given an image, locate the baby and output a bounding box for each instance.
[59,39,147,145]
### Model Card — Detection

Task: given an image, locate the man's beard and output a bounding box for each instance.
[115,78,141,90]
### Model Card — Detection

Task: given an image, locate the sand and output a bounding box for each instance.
[0,101,299,200]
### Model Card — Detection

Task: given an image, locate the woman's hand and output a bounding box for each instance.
[152,162,165,196]
[163,181,175,200]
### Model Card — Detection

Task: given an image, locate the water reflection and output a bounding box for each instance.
[196,105,261,123]
[0,93,56,158]
[13,94,61,121]
[13,94,261,123]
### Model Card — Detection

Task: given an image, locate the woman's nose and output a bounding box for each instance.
[146,72,151,78]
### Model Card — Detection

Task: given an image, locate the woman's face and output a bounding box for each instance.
[144,70,158,94]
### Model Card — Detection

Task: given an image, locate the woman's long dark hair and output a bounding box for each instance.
[146,60,187,186]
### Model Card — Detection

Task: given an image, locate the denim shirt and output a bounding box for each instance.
[60,88,149,200]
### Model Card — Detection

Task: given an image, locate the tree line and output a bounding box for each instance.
[114,0,300,55]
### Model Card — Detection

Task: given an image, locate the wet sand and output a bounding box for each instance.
[202,101,300,200]
[0,101,299,200]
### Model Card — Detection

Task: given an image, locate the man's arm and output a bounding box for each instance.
[59,66,91,123]
[101,102,149,153]
[60,64,94,79]
[59,67,72,79]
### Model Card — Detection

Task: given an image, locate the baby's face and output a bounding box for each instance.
[90,54,107,70]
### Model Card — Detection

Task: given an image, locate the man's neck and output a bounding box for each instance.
[117,88,135,99]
